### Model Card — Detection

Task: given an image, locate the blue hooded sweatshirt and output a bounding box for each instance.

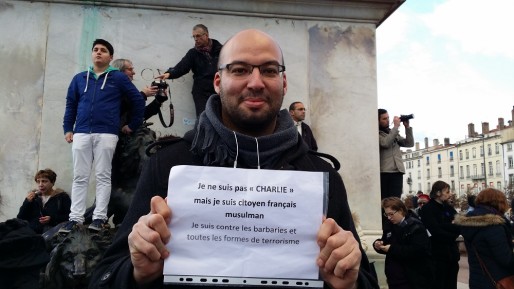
[63,66,145,135]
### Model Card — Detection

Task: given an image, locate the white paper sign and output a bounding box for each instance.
[163,165,326,285]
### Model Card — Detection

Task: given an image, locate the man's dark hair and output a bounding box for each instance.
[193,24,209,34]
[289,102,302,111]
[92,39,114,56]
[429,180,450,199]
[378,108,387,119]
[35,168,57,184]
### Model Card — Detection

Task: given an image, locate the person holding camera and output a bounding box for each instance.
[379,108,414,229]
[112,58,167,134]
[157,24,222,117]
[16,169,71,234]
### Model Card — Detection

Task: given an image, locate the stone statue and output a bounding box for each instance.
[43,225,114,289]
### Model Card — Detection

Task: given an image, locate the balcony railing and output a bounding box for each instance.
[470,174,485,180]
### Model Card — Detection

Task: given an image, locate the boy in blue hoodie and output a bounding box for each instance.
[62,39,145,232]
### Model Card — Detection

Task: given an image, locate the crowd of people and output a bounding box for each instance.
[378,109,513,289]
[1,24,513,289]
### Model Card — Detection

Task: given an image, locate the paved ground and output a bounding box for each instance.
[457,254,469,289]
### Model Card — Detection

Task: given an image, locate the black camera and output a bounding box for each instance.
[399,114,414,121]
[151,79,169,103]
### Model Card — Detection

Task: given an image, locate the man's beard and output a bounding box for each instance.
[219,86,283,132]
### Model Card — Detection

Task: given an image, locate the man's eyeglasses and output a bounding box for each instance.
[383,210,397,218]
[192,33,206,39]
[218,62,286,79]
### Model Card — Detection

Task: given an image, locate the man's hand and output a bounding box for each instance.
[121,125,133,135]
[317,218,361,289]
[392,116,401,128]
[128,196,172,285]
[156,72,170,80]
[65,132,74,143]
[142,86,158,97]
[39,216,51,224]
[26,190,37,202]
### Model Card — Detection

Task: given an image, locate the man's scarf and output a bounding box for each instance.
[195,39,213,61]
[186,95,298,169]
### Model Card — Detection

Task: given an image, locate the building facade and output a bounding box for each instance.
[403,107,514,198]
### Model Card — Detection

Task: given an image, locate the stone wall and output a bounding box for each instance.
[0,0,391,275]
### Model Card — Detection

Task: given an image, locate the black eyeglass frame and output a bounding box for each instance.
[218,62,286,76]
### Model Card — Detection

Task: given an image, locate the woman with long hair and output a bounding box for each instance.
[418,180,460,289]
[373,197,434,289]
[454,188,514,289]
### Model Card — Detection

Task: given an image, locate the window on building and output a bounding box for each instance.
[480,145,484,157]
[459,166,464,179]
[450,165,454,177]
[418,183,422,191]
[473,164,478,176]
[426,156,430,165]
[496,160,501,176]
[417,170,421,179]
[495,143,499,154]
[466,149,469,159]
[488,161,493,176]
[427,168,430,179]
[508,143,513,151]
[459,150,463,160]
[497,182,501,190]
[417,159,420,167]
[508,157,513,169]
[451,180,455,190]
[466,165,470,178]
[481,163,485,176]
[509,174,514,187]
[472,147,476,158]
[450,151,454,161]
[437,154,441,163]
[438,167,442,178]
[488,144,492,156]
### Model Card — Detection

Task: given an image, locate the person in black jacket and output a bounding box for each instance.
[289,101,318,151]
[454,188,514,289]
[89,29,378,289]
[419,181,460,289]
[111,58,164,129]
[374,197,434,289]
[157,24,223,117]
[17,168,71,234]
[0,218,50,289]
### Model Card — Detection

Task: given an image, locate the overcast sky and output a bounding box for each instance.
[377,0,514,145]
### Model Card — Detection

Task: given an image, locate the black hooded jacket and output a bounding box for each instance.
[373,213,435,289]
[89,136,379,289]
[0,218,49,288]
[17,189,71,234]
